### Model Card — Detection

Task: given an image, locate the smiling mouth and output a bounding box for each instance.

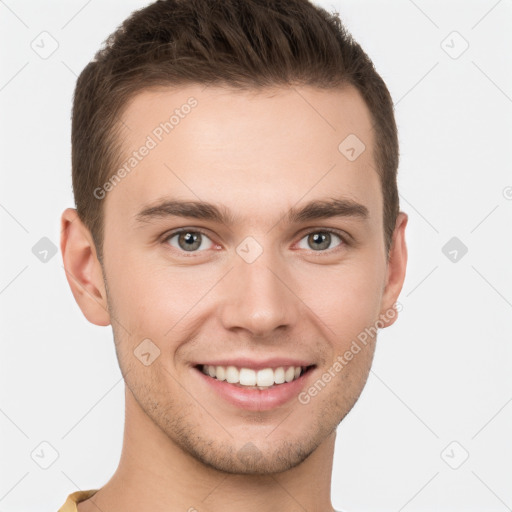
[194,364,316,390]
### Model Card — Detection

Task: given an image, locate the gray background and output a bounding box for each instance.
[1,0,511,510]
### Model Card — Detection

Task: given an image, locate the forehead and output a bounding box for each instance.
[105,83,381,229]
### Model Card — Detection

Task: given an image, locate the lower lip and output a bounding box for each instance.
[194,366,316,411]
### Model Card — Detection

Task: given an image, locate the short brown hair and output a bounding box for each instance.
[71,0,399,263]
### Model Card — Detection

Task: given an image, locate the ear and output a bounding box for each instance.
[60,208,111,326]
[379,211,408,328]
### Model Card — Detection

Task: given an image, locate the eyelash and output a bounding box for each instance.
[161,228,350,257]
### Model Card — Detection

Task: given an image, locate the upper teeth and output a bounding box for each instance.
[201,365,304,388]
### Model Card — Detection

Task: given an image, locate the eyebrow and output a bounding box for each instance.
[134,197,369,227]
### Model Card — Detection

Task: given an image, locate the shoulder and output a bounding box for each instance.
[57,489,99,512]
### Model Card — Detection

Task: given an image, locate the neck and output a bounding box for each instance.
[79,385,337,512]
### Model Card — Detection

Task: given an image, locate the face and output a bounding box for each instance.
[65,84,407,475]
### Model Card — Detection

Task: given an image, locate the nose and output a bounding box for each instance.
[218,249,301,338]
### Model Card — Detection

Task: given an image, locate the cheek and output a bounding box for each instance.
[106,257,212,340]
[303,260,385,343]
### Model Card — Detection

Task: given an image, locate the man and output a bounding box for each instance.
[59,0,407,510]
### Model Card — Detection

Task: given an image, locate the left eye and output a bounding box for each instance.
[297,230,344,252]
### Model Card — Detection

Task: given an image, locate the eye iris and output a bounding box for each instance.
[178,231,201,251]
[308,232,330,251]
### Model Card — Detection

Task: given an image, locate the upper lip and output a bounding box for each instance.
[194,358,316,371]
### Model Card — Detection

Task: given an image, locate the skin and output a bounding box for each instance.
[61,83,407,512]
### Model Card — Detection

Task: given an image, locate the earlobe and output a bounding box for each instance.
[60,208,111,326]
[380,211,408,328]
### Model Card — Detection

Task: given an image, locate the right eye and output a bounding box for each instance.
[163,229,216,254]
